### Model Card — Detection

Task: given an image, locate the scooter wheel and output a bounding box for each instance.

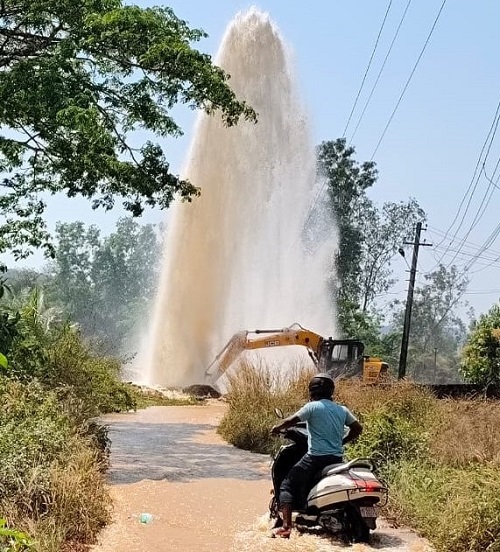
[345,505,370,544]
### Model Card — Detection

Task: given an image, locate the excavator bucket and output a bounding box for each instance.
[205,331,249,381]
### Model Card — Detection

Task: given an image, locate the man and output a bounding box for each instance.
[270,373,363,538]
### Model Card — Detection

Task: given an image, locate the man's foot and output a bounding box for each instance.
[271,526,292,539]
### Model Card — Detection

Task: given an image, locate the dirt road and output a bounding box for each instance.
[91,404,432,552]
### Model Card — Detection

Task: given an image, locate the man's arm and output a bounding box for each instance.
[271,415,301,436]
[342,420,363,445]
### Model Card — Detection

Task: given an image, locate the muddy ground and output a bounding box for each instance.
[91,404,432,552]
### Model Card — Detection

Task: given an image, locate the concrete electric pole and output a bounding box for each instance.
[398,222,432,379]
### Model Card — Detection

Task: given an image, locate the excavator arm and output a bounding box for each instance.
[205,323,323,381]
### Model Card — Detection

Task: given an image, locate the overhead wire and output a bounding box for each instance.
[298,0,394,245]
[440,164,500,270]
[342,0,394,137]
[371,0,448,160]
[349,0,413,144]
[427,225,500,257]
[430,97,500,264]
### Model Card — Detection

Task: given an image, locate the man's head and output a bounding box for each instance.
[308,373,335,400]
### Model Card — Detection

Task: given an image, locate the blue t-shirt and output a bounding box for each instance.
[296,399,357,456]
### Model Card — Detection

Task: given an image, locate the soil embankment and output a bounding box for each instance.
[92,404,432,552]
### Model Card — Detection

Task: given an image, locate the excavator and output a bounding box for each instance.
[205,323,389,384]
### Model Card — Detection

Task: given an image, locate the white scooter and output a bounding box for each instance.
[270,411,387,543]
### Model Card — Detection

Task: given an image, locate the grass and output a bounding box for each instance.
[218,361,500,552]
[0,378,111,552]
[217,359,314,454]
[0,326,206,551]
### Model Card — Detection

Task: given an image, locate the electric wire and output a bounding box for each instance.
[342,0,394,137]
[428,225,500,257]
[349,0,413,144]
[371,0,448,160]
[441,164,500,270]
[430,97,500,261]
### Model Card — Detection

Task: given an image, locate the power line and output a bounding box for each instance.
[342,0,394,137]
[431,97,500,263]
[371,0,448,160]
[428,225,500,256]
[349,0,413,144]
[441,165,500,270]
[464,289,500,295]
[462,220,500,273]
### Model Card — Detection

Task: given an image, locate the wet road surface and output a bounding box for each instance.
[91,404,432,552]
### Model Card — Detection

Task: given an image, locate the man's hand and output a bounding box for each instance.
[343,420,363,445]
[270,415,301,436]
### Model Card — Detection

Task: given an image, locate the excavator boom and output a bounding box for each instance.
[205,323,389,384]
[205,323,323,380]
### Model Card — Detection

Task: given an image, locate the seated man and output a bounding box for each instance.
[270,373,363,538]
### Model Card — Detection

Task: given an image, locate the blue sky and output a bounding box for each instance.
[7,1,500,315]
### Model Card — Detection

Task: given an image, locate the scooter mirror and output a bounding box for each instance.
[274,408,284,419]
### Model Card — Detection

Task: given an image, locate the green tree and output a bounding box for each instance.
[317,139,426,343]
[48,217,161,353]
[461,303,500,388]
[317,139,377,335]
[390,265,469,383]
[360,199,425,313]
[0,0,256,258]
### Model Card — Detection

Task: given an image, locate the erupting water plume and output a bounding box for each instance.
[144,9,337,387]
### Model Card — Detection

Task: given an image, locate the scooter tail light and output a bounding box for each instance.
[353,479,385,492]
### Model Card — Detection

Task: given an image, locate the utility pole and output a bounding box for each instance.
[398,222,432,379]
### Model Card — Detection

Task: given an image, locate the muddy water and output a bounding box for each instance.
[92,404,432,552]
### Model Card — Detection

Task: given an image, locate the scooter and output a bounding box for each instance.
[270,410,387,543]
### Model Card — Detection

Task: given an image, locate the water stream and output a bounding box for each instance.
[144,9,337,387]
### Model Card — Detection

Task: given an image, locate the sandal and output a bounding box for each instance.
[271,526,292,539]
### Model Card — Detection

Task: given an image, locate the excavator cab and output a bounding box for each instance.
[318,339,388,383]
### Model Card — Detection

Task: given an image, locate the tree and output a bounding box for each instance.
[0,1,256,258]
[317,139,425,341]
[47,217,162,353]
[359,199,425,313]
[389,265,469,383]
[461,303,500,388]
[317,139,377,335]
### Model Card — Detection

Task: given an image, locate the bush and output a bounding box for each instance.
[387,461,500,552]
[45,328,136,416]
[341,382,436,473]
[218,364,500,552]
[0,377,111,551]
[217,359,313,454]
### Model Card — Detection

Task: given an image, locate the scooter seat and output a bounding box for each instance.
[319,458,374,478]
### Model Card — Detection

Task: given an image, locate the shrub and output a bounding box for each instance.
[217,359,313,454]
[45,328,137,416]
[0,377,111,551]
[387,461,500,552]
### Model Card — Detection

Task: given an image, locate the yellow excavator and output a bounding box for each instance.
[205,323,389,384]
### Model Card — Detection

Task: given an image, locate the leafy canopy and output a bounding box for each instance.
[317,138,425,340]
[461,303,500,388]
[0,0,256,258]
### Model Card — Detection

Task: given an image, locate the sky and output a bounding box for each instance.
[5,0,500,316]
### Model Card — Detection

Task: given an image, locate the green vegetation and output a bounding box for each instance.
[219,364,500,552]
[0,518,33,551]
[0,0,255,259]
[0,276,195,551]
[318,139,468,383]
[461,303,500,388]
[6,217,161,355]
